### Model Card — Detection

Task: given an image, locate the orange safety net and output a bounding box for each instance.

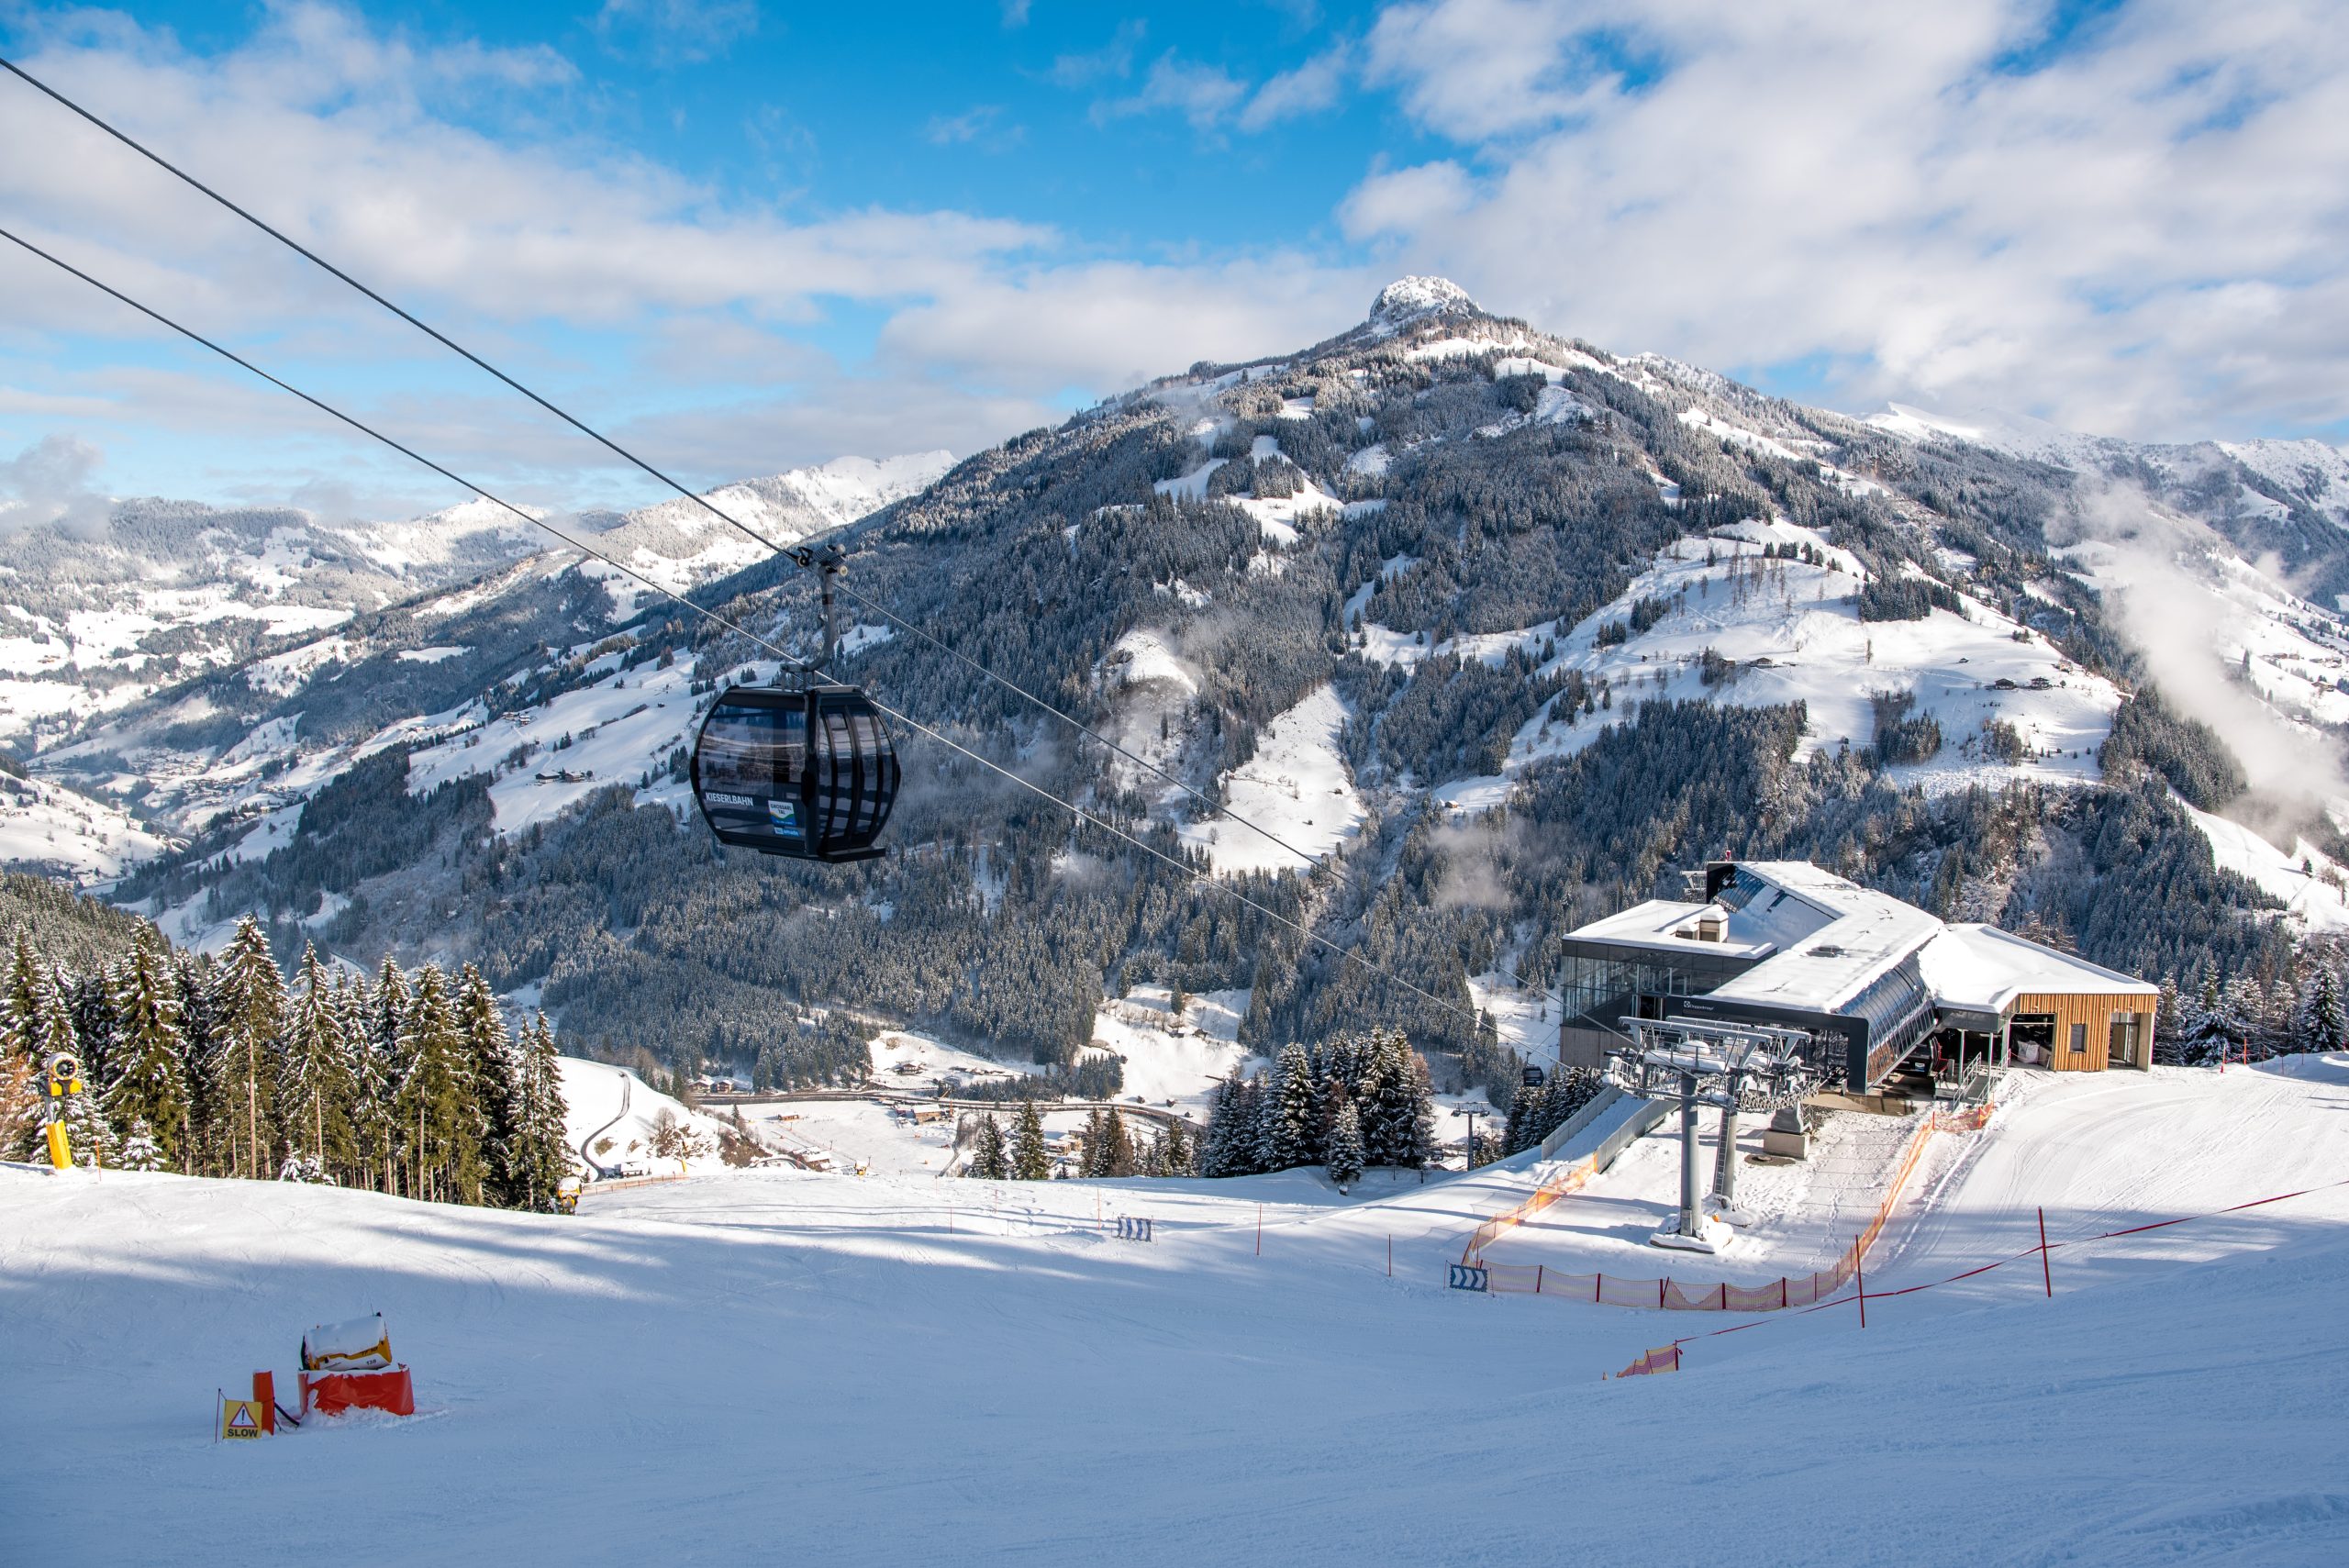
[1467,1104,1987,1313]
[1614,1344,1681,1378]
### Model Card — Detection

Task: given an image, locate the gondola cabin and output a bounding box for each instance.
[691,683,898,862]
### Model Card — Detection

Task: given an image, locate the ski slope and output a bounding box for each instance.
[4,1061,2348,1565]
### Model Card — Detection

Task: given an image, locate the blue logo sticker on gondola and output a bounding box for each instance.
[767,798,802,836]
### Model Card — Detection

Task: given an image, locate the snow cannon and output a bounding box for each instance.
[42,1052,83,1170]
[297,1315,415,1419]
[556,1174,582,1215]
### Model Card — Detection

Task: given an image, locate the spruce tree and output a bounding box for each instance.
[277,945,358,1184]
[504,1012,573,1212]
[1,929,42,1062]
[2291,963,2347,1053]
[1325,1099,1365,1189]
[1099,1106,1135,1177]
[455,965,520,1205]
[1199,1068,1244,1176]
[340,973,394,1192]
[1158,1115,1190,1177]
[966,1112,1008,1180]
[116,1118,166,1172]
[1502,1079,1540,1155]
[1265,1042,1317,1172]
[395,965,485,1203]
[207,917,287,1179]
[365,962,413,1191]
[67,967,120,1100]
[0,931,50,1161]
[1079,1107,1108,1177]
[103,937,185,1171]
[1010,1098,1049,1180]
[173,951,225,1174]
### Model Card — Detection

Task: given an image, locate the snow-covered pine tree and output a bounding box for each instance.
[1099,1106,1135,1176]
[1158,1115,1191,1177]
[277,944,358,1184]
[966,1112,1008,1180]
[1397,1040,1438,1170]
[1010,1099,1049,1180]
[1198,1069,1236,1176]
[116,1118,166,1172]
[171,951,224,1173]
[504,1012,572,1212]
[2177,976,2248,1066]
[2224,974,2269,1063]
[277,1150,328,1182]
[2152,975,2184,1065]
[1325,1099,1365,1189]
[1359,1029,1425,1169]
[207,917,287,1179]
[2291,962,2348,1053]
[0,931,49,1161]
[0,1043,34,1164]
[1,929,42,1060]
[1237,1072,1275,1175]
[67,966,119,1100]
[1501,1079,1542,1155]
[338,973,392,1192]
[1265,1042,1318,1171]
[102,936,184,1170]
[1079,1107,1108,1177]
[455,964,520,1205]
[395,964,485,1203]
[366,961,412,1190]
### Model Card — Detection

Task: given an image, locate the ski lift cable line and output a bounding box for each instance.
[0,53,1572,1021]
[0,222,1510,1042]
[0,52,1330,881]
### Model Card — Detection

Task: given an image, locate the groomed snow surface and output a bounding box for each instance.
[6,1057,2349,1565]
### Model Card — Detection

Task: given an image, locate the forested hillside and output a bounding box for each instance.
[17,280,2349,1104]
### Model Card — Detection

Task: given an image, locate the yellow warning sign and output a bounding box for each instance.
[219,1397,267,1440]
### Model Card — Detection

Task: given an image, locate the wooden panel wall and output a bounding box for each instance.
[2014,992,2157,1072]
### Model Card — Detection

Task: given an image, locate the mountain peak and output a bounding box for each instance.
[1369,275,1479,328]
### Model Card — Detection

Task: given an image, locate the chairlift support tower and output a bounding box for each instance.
[1608,1018,1824,1251]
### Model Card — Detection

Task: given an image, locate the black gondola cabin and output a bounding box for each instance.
[691,684,898,862]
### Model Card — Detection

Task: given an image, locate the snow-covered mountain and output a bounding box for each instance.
[11,280,2343,1095]
[0,450,953,885]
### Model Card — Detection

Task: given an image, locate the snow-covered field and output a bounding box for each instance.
[7,1058,2346,1565]
[0,771,173,882]
[559,1058,738,1176]
[1179,684,1364,873]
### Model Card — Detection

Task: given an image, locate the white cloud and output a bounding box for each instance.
[1349,0,2349,441]
[1047,20,1146,88]
[1237,44,1352,132]
[0,434,110,538]
[593,0,760,65]
[1098,55,1251,130]
[877,259,1369,394]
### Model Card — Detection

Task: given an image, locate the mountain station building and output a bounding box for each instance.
[1555,861,2158,1088]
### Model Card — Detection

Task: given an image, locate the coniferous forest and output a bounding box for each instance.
[0,881,570,1212]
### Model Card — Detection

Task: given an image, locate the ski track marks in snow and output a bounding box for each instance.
[9,1057,2349,1565]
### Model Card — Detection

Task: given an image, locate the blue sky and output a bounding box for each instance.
[2,0,2343,525]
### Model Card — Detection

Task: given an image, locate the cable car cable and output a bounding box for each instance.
[2,53,1570,1023]
[0,222,1520,1040]
[0,51,1365,884]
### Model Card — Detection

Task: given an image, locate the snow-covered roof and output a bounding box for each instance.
[1563,897,1780,961]
[1704,863,1944,1013]
[1564,862,2150,1020]
[1918,924,2158,1014]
